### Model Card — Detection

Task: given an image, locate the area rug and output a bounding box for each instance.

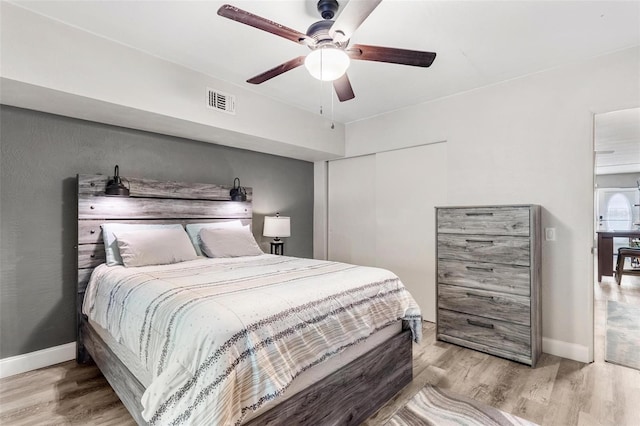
[386,385,537,426]
[605,300,640,371]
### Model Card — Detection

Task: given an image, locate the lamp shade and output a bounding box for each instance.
[263,215,291,238]
[304,47,350,81]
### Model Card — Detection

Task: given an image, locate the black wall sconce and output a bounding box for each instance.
[229,177,247,201]
[105,165,130,197]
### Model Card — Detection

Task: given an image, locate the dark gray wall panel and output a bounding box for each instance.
[0,105,313,358]
[595,172,640,188]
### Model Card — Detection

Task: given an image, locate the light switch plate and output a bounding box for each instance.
[545,227,556,241]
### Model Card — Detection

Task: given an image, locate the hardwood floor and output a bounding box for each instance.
[366,273,640,426]
[1,275,639,426]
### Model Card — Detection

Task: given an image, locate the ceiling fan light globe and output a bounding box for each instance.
[304,48,350,81]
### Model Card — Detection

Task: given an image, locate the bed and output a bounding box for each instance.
[76,174,420,425]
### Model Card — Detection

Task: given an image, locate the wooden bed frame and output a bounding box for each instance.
[76,174,413,425]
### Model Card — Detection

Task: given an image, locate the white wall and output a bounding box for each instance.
[318,46,639,363]
[0,3,344,162]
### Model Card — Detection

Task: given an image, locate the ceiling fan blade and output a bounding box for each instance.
[347,44,436,67]
[218,4,312,45]
[329,0,382,44]
[247,56,306,84]
[333,73,355,102]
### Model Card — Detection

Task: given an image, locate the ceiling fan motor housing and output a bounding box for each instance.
[317,0,339,20]
[306,20,335,45]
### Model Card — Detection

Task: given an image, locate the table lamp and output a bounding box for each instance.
[263,213,290,255]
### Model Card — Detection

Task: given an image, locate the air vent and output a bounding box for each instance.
[207,89,236,114]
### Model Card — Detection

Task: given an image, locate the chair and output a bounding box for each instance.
[631,237,640,268]
[615,247,640,285]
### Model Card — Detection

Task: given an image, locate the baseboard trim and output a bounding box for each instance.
[542,337,591,363]
[0,337,592,378]
[0,342,76,379]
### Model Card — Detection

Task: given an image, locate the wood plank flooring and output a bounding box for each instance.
[1,274,638,426]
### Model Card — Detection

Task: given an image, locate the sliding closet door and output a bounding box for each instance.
[375,143,447,322]
[327,143,447,322]
[327,155,376,266]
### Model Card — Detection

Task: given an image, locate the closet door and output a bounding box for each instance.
[375,143,447,322]
[327,155,376,267]
[328,143,447,321]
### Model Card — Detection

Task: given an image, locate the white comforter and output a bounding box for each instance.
[83,254,421,425]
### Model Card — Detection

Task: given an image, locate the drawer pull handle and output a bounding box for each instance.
[465,212,494,216]
[466,266,494,272]
[465,239,494,244]
[466,292,494,301]
[467,319,494,329]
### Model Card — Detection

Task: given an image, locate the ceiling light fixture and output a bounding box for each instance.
[304,46,350,81]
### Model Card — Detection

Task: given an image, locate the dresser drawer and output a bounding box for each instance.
[438,259,530,296]
[438,284,530,326]
[438,309,531,357]
[437,207,530,236]
[437,234,530,266]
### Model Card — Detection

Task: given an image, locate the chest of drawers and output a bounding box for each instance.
[436,205,541,367]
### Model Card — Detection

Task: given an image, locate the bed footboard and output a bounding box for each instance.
[80,317,412,426]
[245,325,413,426]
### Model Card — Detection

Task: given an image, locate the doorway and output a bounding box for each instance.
[593,107,640,367]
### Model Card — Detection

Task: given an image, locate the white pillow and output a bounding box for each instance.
[113,228,198,267]
[102,223,185,266]
[185,220,244,256]
[199,226,263,258]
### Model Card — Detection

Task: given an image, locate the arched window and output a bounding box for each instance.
[607,193,632,229]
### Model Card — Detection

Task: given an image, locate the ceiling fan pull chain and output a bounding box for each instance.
[331,84,335,129]
[319,77,324,116]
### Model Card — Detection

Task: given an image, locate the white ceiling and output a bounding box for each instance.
[595,107,640,175]
[8,0,640,124]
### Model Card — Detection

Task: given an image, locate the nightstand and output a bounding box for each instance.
[270,241,284,255]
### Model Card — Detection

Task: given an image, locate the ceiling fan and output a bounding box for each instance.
[217,0,436,102]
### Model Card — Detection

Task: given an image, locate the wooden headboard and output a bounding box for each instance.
[76,174,253,359]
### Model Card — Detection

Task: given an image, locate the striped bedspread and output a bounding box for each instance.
[83,254,421,425]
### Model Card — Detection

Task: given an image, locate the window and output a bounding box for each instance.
[606,193,632,229]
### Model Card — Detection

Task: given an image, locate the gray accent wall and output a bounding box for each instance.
[595,172,640,188]
[0,105,314,358]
